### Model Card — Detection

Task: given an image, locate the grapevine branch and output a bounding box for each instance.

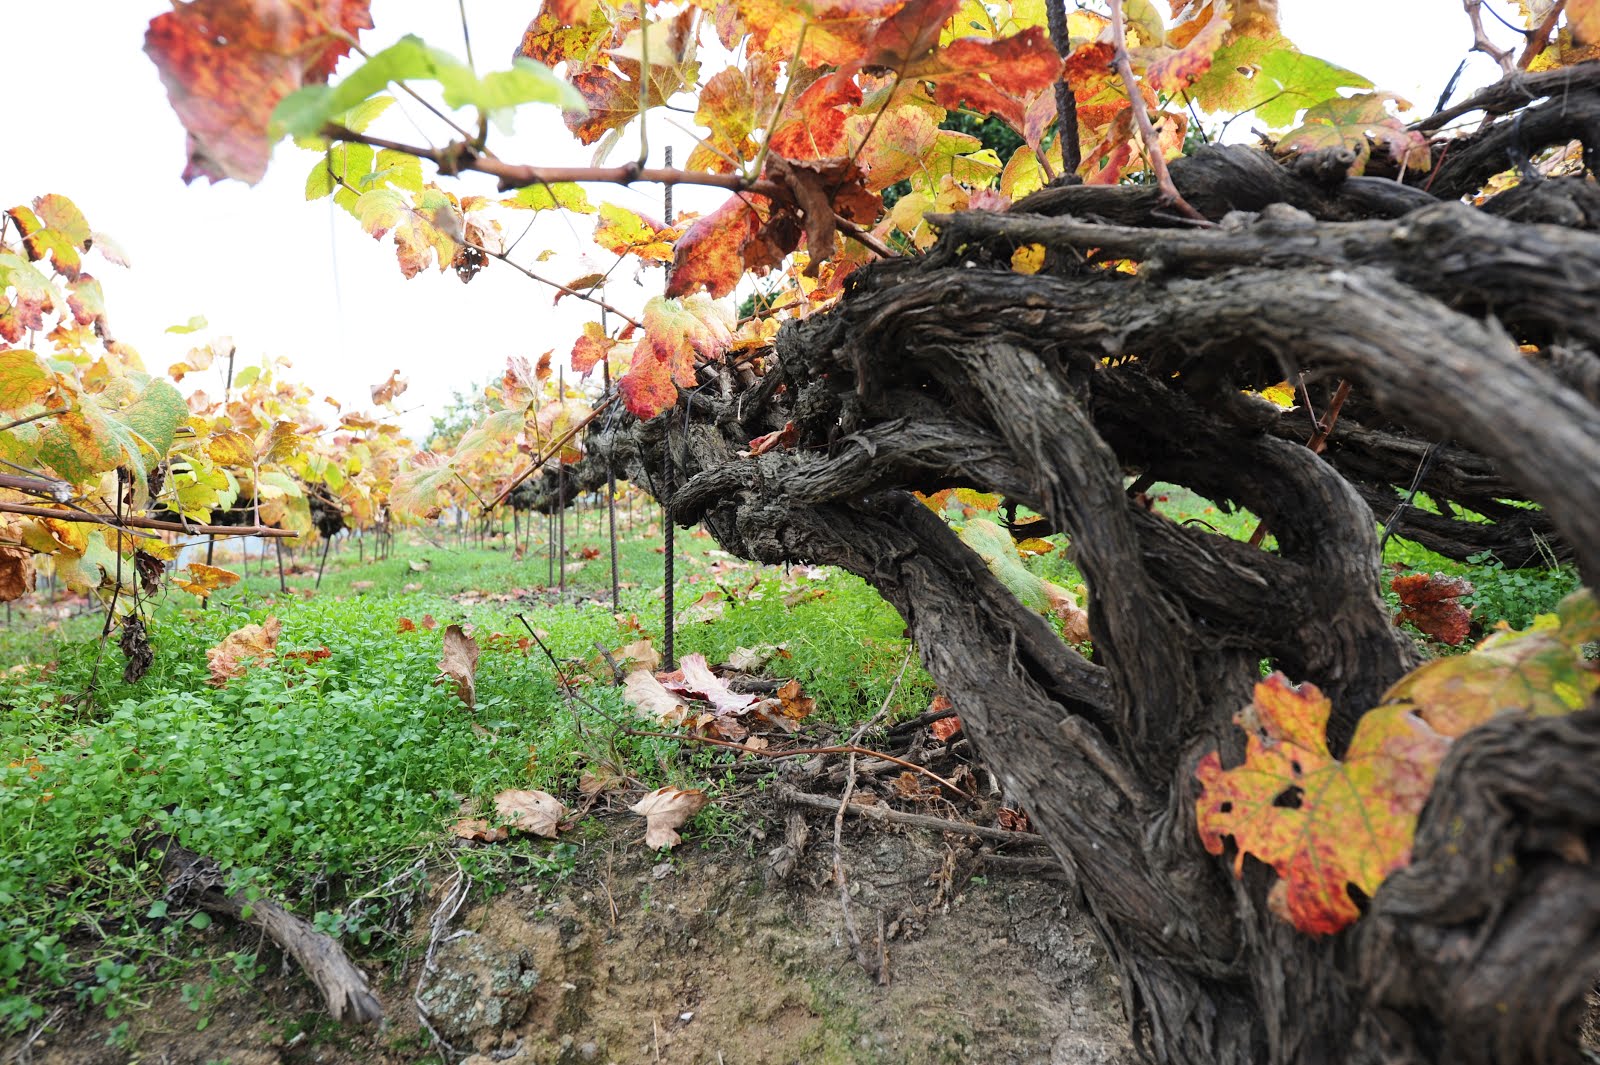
[1106,0,1207,222]
[321,126,784,199]
[0,500,298,538]
[484,395,618,512]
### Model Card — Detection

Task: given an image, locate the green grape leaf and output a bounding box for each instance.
[274,36,585,141]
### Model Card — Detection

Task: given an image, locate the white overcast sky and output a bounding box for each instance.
[6,1,1515,439]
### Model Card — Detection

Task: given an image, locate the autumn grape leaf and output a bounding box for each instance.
[1187,35,1371,129]
[1279,93,1411,175]
[570,321,617,375]
[1381,589,1600,736]
[1198,592,1599,936]
[0,350,53,411]
[768,76,863,160]
[144,0,374,183]
[391,452,459,519]
[7,196,92,281]
[175,562,242,599]
[492,789,567,838]
[0,545,33,603]
[618,295,733,418]
[958,519,1088,641]
[1195,674,1452,935]
[690,57,779,172]
[0,252,59,343]
[505,182,594,214]
[594,204,680,264]
[666,194,780,298]
[206,616,282,685]
[913,27,1064,132]
[1391,572,1474,646]
[37,378,187,485]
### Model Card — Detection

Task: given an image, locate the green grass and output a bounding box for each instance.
[0,509,934,1034]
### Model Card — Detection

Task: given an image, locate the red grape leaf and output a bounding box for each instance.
[144,0,373,184]
[1195,673,1451,935]
[667,193,785,299]
[618,295,733,418]
[1391,572,1474,646]
[917,27,1064,132]
[769,76,863,160]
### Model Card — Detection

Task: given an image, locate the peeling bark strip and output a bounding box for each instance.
[538,129,1599,1063]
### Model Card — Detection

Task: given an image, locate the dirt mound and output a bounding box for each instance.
[12,814,1130,1065]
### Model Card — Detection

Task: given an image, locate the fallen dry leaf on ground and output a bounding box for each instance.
[437,624,480,708]
[722,643,787,672]
[494,789,566,838]
[206,617,282,686]
[631,786,709,849]
[450,818,508,843]
[624,669,690,725]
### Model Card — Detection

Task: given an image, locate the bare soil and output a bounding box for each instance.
[8,807,1131,1065]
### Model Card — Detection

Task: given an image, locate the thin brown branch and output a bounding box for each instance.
[1517,1,1564,68]
[778,786,1047,847]
[834,214,896,259]
[323,126,783,199]
[0,500,297,538]
[1464,0,1519,75]
[0,471,73,501]
[473,241,643,329]
[623,728,975,799]
[1106,0,1207,222]
[0,409,58,434]
[484,395,618,512]
[1045,0,1081,176]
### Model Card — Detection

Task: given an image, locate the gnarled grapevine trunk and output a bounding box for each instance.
[528,74,1600,1064]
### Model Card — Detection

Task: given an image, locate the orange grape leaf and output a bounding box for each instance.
[175,562,242,599]
[861,0,964,71]
[516,0,621,68]
[571,321,617,375]
[437,624,480,708]
[1391,572,1474,646]
[1195,673,1451,935]
[206,616,282,685]
[563,66,639,145]
[618,295,733,417]
[144,0,373,184]
[0,253,58,343]
[0,545,35,602]
[691,57,778,171]
[1144,9,1231,93]
[371,369,409,405]
[630,785,709,849]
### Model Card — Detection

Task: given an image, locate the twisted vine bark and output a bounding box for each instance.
[520,84,1600,1063]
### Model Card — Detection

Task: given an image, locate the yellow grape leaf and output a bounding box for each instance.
[175,562,241,599]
